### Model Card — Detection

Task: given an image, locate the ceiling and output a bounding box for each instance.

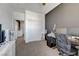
[10,3,60,14]
[10,3,42,13]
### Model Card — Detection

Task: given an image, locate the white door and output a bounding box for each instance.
[24,10,45,43]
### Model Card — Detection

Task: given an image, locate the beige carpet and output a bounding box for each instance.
[16,37,59,56]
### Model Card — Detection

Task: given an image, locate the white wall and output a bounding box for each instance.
[10,3,42,37]
[25,10,45,43]
[0,4,13,30]
[13,12,24,21]
[0,4,16,41]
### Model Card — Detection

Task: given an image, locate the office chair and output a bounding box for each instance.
[45,30,56,48]
[55,33,78,56]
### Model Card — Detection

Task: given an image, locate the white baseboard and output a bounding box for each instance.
[24,38,45,43]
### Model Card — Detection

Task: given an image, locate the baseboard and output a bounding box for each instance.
[25,38,45,43]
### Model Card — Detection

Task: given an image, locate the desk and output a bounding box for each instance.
[68,36,79,45]
[68,36,79,55]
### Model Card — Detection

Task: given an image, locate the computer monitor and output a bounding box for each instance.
[0,24,2,43]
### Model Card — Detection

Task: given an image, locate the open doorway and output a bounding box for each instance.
[15,19,25,44]
[15,20,24,38]
[15,20,25,55]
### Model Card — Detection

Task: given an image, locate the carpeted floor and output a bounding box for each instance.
[16,37,59,56]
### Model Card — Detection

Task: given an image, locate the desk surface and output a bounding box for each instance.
[68,36,79,45]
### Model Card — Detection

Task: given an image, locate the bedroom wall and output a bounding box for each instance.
[45,3,79,32]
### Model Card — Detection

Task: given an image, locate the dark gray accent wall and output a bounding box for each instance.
[45,3,79,31]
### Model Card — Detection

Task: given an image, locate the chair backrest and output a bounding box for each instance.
[55,33,71,52]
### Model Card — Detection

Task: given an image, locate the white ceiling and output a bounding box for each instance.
[10,3,42,13]
[10,3,60,14]
[41,3,60,14]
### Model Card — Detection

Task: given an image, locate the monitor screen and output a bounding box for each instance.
[0,24,1,31]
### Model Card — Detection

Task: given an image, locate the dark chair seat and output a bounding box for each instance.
[46,36,56,48]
